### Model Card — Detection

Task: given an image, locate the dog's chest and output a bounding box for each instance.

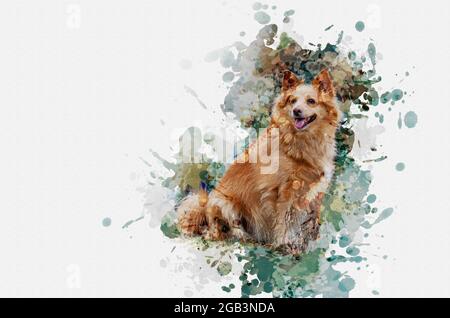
[307,142,336,199]
[291,140,335,201]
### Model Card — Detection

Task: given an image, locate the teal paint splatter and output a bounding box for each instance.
[284,9,295,17]
[252,2,262,11]
[339,235,351,248]
[368,43,376,66]
[380,91,391,104]
[367,194,377,204]
[220,50,235,68]
[404,111,418,128]
[160,215,180,238]
[102,217,112,227]
[348,51,356,60]
[338,277,355,292]
[337,30,344,44]
[122,215,145,229]
[381,89,404,105]
[222,286,231,292]
[391,89,403,101]
[254,11,271,24]
[222,72,235,82]
[355,21,365,32]
[346,246,360,256]
[373,208,394,225]
[398,112,402,129]
[370,156,387,162]
[395,162,405,171]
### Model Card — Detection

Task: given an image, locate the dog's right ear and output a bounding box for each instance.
[312,69,335,100]
[282,70,302,92]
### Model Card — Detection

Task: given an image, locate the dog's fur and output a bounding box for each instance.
[177,69,340,253]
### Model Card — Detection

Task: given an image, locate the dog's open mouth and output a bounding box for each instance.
[294,114,317,130]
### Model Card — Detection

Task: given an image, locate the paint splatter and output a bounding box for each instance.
[217,261,232,276]
[222,71,235,82]
[254,11,271,24]
[398,112,402,129]
[395,162,405,171]
[404,111,418,128]
[102,217,112,227]
[252,2,262,11]
[368,43,377,66]
[367,194,377,204]
[355,21,365,32]
[284,9,295,17]
[138,4,415,298]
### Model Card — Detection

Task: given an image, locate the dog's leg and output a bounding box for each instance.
[204,205,231,240]
[177,194,208,236]
[274,167,324,253]
[177,189,210,236]
[203,191,251,241]
[273,181,297,247]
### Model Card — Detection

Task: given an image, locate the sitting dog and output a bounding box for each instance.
[177,69,340,253]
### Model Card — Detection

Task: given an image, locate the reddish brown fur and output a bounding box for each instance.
[177,69,340,253]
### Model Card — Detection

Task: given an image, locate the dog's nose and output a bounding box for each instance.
[293,108,302,117]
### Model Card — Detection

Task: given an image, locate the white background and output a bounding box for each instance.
[0,0,449,297]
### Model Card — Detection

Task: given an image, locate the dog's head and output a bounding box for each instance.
[272,69,340,133]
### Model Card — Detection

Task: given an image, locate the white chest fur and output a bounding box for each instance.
[305,141,336,202]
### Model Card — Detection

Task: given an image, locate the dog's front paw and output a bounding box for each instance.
[276,242,304,255]
[204,217,231,241]
[178,208,207,236]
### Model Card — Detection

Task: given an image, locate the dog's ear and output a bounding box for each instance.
[282,70,302,91]
[312,69,335,99]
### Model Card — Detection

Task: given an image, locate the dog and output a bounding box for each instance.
[177,69,340,253]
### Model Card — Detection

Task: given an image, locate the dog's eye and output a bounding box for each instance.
[307,98,316,105]
[289,97,298,104]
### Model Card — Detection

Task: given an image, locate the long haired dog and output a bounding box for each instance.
[177,69,340,253]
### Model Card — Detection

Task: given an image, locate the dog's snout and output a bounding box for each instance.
[293,108,302,117]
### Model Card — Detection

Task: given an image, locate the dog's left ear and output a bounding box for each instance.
[312,69,335,100]
[282,70,303,91]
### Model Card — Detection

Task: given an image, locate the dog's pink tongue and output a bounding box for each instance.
[295,118,307,129]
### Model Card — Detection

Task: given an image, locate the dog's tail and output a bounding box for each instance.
[177,184,209,236]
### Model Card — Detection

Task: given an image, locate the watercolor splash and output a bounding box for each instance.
[133,5,417,298]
